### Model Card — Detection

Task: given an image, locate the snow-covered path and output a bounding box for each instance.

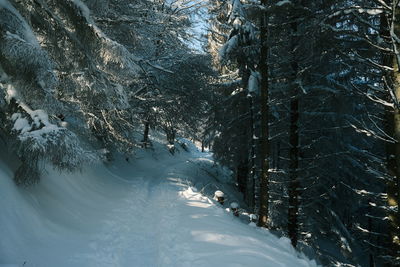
[0,145,318,267]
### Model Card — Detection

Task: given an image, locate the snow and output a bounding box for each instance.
[276,0,291,6]
[328,7,383,19]
[67,0,140,80]
[5,84,18,102]
[0,0,40,47]
[229,0,245,23]
[72,0,91,20]
[0,138,318,267]
[249,214,258,221]
[219,35,239,61]
[248,70,260,94]
[10,104,64,143]
[214,190,225,198]
[230,202,239,209]
[11,113,31,134]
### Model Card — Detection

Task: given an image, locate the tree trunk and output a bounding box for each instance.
[258,0,270,227]
[288,11,300,248]
[248,93,256,210]
[165,126,176,154]
[388,55,400,265]
[166,128,175,144]
[383,2,400,260]
[288,94,300,247]
[237,159,249,197]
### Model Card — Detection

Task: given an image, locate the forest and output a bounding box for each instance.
[0,0,400,266]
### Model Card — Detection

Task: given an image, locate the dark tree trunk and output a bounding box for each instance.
[393,8,400,259]
[288,95,300,247]
[237,159,249,197]
[248,94,256,210]
[166,128,175,144]
[165,127,176,154]
[258,0,270,227]
[288,10,300,248]
[382,4,400,260]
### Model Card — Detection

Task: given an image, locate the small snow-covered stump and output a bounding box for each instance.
[249,214,258,223]
[214,190,225,205]
[249,214,258,226]
[249,214,258,222]
[230,202,239,217]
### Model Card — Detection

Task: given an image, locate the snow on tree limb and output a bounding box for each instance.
[0,1,57,96]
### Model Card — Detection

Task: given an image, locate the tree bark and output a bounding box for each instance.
[392,4,400,253]
[383,1,400,260]
[288,11,300,248]
[388,48,400,266]
[165,126,176,154]
[237,159,249,197]
[258,0,270,227]
[248,93,256,210]
[288,91,300,247]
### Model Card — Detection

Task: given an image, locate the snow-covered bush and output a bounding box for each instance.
[9,104,97,185]
[0,1,97,185]
[13,130,96,185]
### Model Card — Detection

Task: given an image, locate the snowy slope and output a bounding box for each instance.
[0,139,318,267]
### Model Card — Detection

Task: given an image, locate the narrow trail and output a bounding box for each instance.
[66,157,195,267]
[0,146,318,267]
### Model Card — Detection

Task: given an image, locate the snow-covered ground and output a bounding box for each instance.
[0,138,318,267]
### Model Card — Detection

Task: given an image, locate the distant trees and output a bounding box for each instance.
[147,53,216,153]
